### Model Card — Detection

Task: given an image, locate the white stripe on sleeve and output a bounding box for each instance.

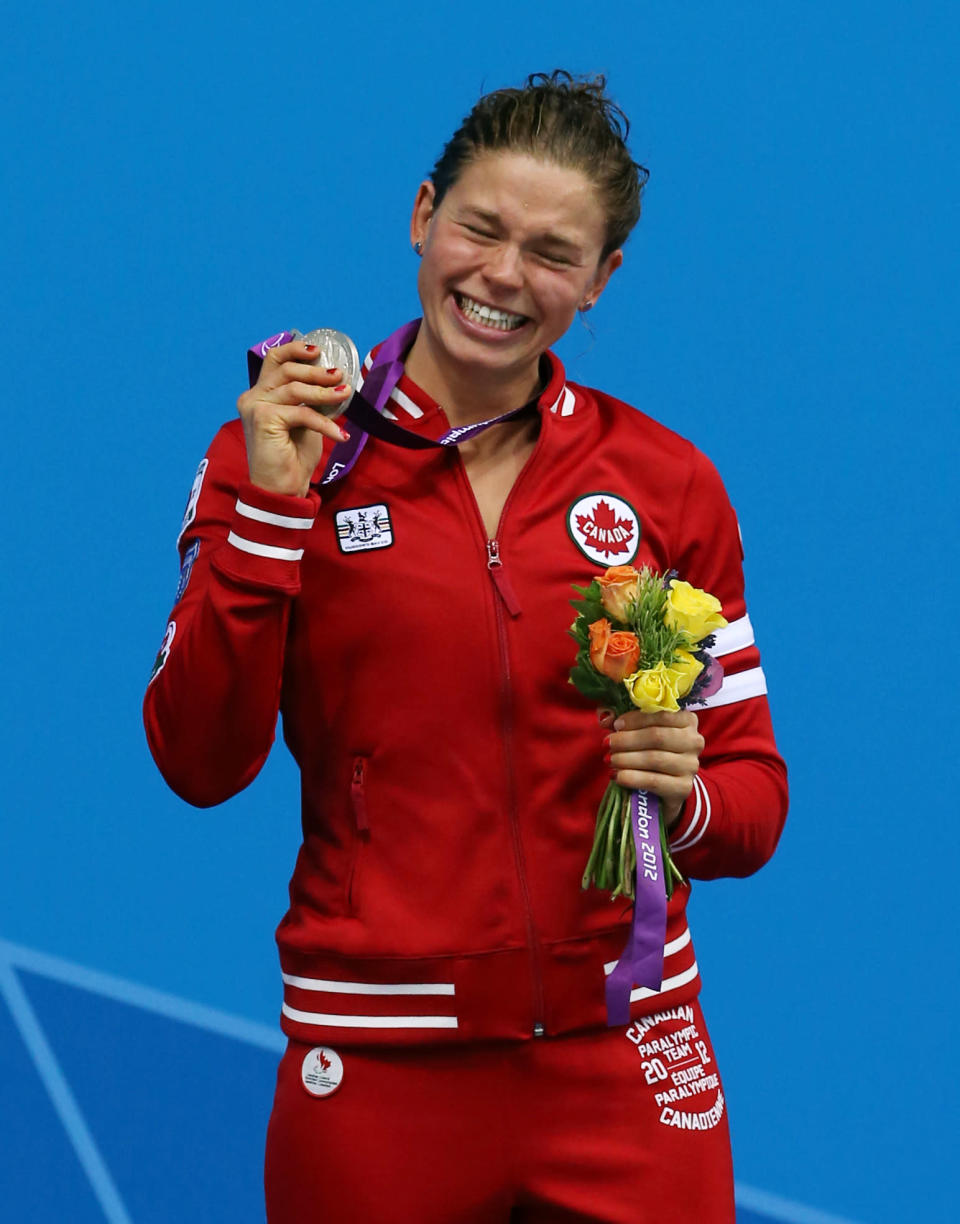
[670,776,711,851]
[669,776,702,851]
[226,532,304,561]
[235,500,314,530]
[711,614,755,658]
[700,666,767,709]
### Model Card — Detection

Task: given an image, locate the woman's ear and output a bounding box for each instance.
[584,249,624,310]
[410,181,436,252]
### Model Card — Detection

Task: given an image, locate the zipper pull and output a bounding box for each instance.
[486,539,522,617]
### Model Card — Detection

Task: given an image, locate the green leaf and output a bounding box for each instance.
[569,580,605,625]
[569,647,622,700]
[568,618,590,647]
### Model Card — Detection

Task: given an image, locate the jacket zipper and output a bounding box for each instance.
[486,539,545,1036]
[451,428,549,1038]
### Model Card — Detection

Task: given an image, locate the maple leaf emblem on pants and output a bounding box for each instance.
[575,499,636,556]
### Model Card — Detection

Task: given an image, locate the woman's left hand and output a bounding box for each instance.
[601,710,705,830]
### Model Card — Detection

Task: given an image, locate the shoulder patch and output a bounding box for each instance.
[174,540,200,604]
[567,493,640,566]
[335,503,394,554]
[178,458,209,544]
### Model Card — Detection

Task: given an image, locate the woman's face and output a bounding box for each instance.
[410,152,622,386]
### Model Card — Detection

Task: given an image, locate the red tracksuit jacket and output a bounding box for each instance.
[144,340,787,1048]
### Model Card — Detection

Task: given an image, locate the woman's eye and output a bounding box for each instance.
[465,225,497,239]
[537,251,572,266]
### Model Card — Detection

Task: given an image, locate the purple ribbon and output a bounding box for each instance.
[247,320,541,489]
[247,331,296,386]
[604,789,666,1027]
[316,319,419,486]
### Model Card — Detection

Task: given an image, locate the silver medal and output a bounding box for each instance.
[297,328,360,419]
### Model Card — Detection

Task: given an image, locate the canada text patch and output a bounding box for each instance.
[567,493,640,566]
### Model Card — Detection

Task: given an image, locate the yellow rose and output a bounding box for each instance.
[624,662,682,713]
[664,580,728,642]
[666,649,704,698]
[596,565,641,623]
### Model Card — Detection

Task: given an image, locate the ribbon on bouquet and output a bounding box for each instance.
[604,788,666,1027]
[248,319,538,488]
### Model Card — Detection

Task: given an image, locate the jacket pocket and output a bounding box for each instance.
[346,755,370,910]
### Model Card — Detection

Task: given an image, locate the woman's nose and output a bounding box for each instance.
[482,242,524,289]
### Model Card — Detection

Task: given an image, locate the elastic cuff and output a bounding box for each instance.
[211,481,320,592]
[668,774,712,853]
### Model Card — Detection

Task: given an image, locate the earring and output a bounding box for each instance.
[414,240,423,255]
[580,299,593,312]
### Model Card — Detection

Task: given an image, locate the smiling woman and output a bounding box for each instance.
[143,70,787,1224]
[407,153,622,418]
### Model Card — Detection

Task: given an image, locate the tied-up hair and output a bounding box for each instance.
[429,70,649,260]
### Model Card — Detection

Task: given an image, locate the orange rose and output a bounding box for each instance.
[596,565,641,623]
[588,618,642,682]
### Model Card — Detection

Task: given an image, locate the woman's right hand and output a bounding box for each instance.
[237,340,354,497]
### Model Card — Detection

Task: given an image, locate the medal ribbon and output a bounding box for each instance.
[604,788,667,1027]
[248,319,540,488]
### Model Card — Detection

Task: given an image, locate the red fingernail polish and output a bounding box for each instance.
[603,734,611,748]
[338,429,351,442]
[304,344,318,353]
[609,769,619,780]
[326,367,338,374]
[334,384,348,392]
[603,752,611,766]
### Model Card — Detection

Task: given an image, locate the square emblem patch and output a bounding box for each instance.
[335,503,394,554]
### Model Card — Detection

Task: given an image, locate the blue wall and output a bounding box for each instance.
[3,2,957,1220]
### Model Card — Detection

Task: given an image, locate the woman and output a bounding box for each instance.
[145,72,787,1223]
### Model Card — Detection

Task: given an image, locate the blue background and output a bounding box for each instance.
[3,2,957,1221]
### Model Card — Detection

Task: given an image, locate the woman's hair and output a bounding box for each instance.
[430,70,649,260]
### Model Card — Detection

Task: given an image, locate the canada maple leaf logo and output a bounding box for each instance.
[575,499,636,556]
[316,1051,332,1073]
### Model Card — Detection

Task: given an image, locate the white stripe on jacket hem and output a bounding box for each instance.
[602,959,700,1000]
[282,973,455,997]
[281,1003,459,1029]
[629,962,700,1002]
[604,926,691,975]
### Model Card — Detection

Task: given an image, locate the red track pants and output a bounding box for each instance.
[265,999,734,1223]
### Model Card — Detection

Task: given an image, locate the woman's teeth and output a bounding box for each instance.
[456,294,526,331]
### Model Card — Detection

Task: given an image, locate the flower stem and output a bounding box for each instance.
[582,781,618,890]
[602,786,622,889]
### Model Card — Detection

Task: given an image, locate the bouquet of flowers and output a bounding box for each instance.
[569,565,727,903]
